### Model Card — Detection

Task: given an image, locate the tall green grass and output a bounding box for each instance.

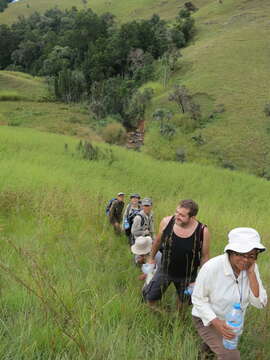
[0,126,269,359]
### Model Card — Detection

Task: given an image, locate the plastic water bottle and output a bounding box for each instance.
[184,283,195,296]
[142,263,155,274]
[223,303,243,350]
[124,218,130,230]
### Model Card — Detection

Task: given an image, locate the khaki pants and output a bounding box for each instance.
[193,316,241,360]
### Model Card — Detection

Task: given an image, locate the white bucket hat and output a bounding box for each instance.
[131,236,152,255]
[224,227,266,253]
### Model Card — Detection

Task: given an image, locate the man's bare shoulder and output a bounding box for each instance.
[160,215,173,230]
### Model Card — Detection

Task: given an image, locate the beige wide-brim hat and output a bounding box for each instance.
[131,236,152,255]
[224,227,266,253]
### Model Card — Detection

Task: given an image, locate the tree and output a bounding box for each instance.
[11,40,42,73]
[42,45,74,76]
[168,85,201,121]
[0,25,19,69]
[124,88,153,128]
[54,69,86,102]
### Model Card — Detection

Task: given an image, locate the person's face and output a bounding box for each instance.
[131,197,139,206]
[175,206,192,226]
[118,195,124,201]
[229,249,258,272]
[143,205,152,214]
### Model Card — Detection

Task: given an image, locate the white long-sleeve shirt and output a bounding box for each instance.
[192,254,267,326]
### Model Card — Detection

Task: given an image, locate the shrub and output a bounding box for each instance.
[101,123,127,145]
[264,103,270,117]
[175,148,186,162]
[0,91,24,101]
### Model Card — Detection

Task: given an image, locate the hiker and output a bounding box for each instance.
[131,236,162,298]
[122,193,141,244]
[131,198,155,245]
[192,228,267,360]
[108,192,125,234]
[146,199,210,309]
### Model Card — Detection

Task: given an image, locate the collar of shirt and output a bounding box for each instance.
[223,253,247,280]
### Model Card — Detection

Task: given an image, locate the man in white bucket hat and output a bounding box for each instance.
[131,236,162,298]
[192,228,267,360]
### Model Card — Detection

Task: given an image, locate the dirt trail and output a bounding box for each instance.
[126,120,145,150]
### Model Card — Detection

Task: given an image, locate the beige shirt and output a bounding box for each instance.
[192,253,267,326]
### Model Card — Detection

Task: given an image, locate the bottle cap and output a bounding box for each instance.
[233,303,241,310]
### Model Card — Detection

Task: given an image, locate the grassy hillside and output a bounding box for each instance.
[0,126,269,359]
[0,0,210,25]
[143,0,270,176]
[1,0,270,176]
[0,71,101,139]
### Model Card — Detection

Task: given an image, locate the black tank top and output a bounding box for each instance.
[161,217,204,280]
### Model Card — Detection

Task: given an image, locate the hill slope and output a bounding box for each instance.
[143,0,270,176]
[0,70,101,139]
[0,126,269,359]
[1,0,270,176]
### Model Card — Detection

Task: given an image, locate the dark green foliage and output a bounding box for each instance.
[89,77,135,121]
[124,88,153,129]
[192,133,206,145]
[184,2,198,12]
[0,7,196,126]
[0,0,12,12]
[169,85,201,121]
[0,25,19,69]
[160,123,176,138]
[54,69,87,103]
[152,108,175,138]
[176,148,186,162]
[174,9,196,43]
[263,103,270,117]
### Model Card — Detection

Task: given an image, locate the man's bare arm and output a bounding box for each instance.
[149,216,171,263]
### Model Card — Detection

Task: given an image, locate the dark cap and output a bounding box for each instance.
[130,193,141,199]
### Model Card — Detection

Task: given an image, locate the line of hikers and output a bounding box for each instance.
[106,194,267,360]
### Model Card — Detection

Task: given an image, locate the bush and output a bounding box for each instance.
[175,148,186,162]
[0,91,24,101]
[101,122,127,145]
[264,103,270,117]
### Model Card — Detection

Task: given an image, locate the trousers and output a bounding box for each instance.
[193,316,241,360]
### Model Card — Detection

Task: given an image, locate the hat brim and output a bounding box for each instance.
[224,241,266,253]
[131,244,152,255]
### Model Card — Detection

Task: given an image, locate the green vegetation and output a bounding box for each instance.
[0,7,194,130]
[1,0,269,175]
[0,126,269,359]
[0,70,102,140]
[143,0,270,176]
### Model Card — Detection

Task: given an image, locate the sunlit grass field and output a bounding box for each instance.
[0,126,269,359]
[0,71,101,140]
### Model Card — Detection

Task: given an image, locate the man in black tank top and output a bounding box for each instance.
[146,199,210,309]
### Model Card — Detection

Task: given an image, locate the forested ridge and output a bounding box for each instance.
[0,7,195,129]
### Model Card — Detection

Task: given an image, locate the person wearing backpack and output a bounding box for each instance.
[122,193,141,244]
[146,199,210,310]
[131,198,155,245]
[108,192,125,234]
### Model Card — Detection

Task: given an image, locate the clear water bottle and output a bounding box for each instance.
[142,263,155,274]
[184,283,195,296]
[223,303,243,350]
[124,218,130,230]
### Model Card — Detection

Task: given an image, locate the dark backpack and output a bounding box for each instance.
[105,198,116,216]
[125,210,144,236]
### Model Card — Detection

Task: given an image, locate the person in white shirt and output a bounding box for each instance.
[192,228,267,360]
